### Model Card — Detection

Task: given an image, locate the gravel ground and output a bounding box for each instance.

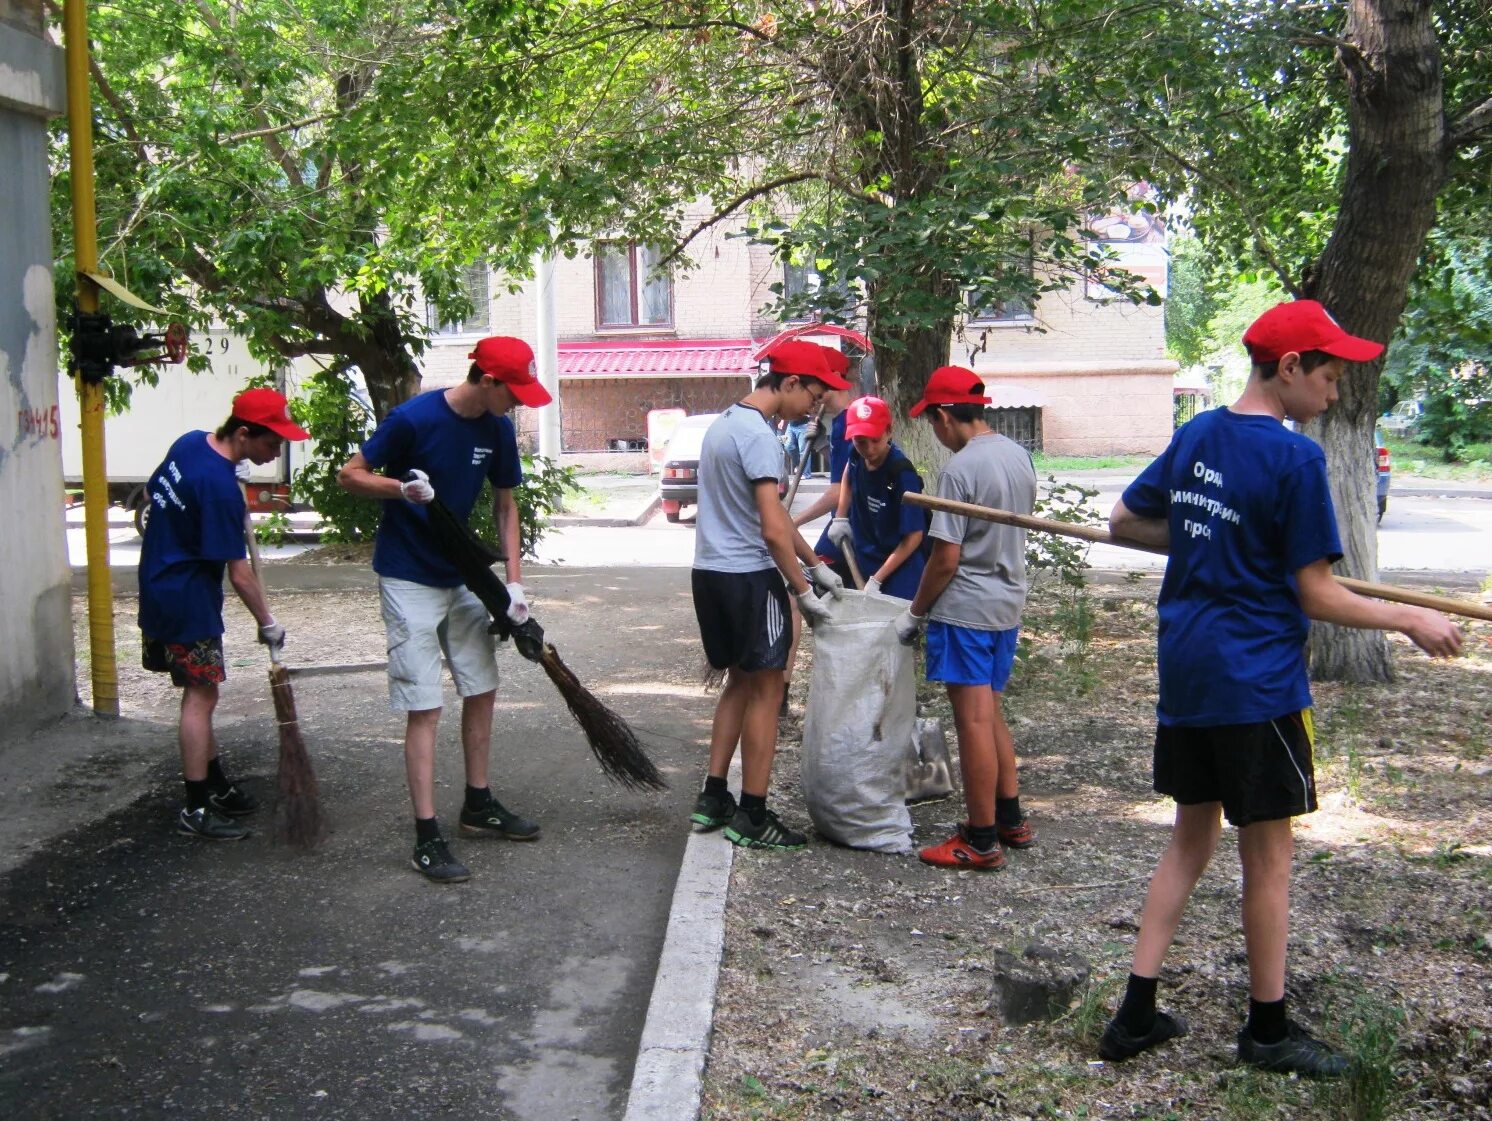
[701,576,1492,1121]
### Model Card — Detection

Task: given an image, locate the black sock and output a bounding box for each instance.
[1248,998,1288,1045]
[465,785,491,811]
[703,775,729,798]
[965,823,1001,853]
[184,779,210,811]
[739,792,767,824]
[1115,973,1158,1034]
[996,796,1024,828]
[205,757,231,794]
[415,817,442,845]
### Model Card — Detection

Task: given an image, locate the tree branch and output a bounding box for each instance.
[1450,95,1492,147]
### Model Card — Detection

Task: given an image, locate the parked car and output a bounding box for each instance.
[1376,426,1391,523]
[1379,398,1423,436]
[658,413,720,523]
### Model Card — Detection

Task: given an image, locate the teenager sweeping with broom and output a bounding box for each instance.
[337,336,550,884]
[137,387,310,841]
[690,340,851,850]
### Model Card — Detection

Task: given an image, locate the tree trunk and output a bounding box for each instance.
[1305,0,1448,683]
[868,281,955,475]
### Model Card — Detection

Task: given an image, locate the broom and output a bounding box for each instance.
[903,491,1492,623]
[420,494,668,792]
[243,504,326,848]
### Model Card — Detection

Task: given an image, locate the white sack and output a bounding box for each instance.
[801,592,915,853]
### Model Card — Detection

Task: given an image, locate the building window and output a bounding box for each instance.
[426,262,490,335]
[966,290,1034,324]
[596,242,672,328]
[782,260,854,322]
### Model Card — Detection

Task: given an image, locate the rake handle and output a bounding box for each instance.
[903,491,1492,624]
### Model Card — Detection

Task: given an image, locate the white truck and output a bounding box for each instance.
[59,328,305,532]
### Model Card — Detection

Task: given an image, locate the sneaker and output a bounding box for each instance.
[723,807,807,851]
[177,806,250,841]
[459,797,541,841]
[1098,1011,1189,1061]
[690,788,737,830]
[1237,1020,1348,1078]
[919,825,1005,869]
[207,783,259,818]
[410,838,471,883]
[997,817,1037,849]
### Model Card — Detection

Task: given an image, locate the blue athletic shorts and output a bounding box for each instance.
[925,621,1019,690]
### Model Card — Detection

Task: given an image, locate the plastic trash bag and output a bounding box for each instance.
[801,591,914,853]
[906,717,956,805]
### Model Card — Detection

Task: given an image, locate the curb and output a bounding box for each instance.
[549,494,661,529]
[623,761,738,1121]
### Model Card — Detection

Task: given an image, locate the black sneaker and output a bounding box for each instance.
[1098,1010,1189,1061]
[1237,1020,1348,1078]
[723,807,807,851]
[177,806,250,841]
[690,789,737,830]
[458,797,541,841]
[410,838,471,883]
[207,783,258,818]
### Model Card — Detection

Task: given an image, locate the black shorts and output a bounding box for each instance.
[692,568,791,672]
[142,634,226,688]
[1153,711,1317,828]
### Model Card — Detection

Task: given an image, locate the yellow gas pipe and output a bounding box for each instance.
[64,0,118,717]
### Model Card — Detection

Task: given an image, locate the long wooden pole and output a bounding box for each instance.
[903,491,1492,624]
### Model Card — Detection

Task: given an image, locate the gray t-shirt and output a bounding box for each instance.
[694,403,784,573]
[927,432,1037,630]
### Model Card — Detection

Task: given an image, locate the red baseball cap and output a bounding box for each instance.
[1242,300,1385,364]
[231,387,310,440]
[908,366,992,417]
[843,395,893,439]
[818,346,851,378]
[469,336,553,408]
[766,339,851,390]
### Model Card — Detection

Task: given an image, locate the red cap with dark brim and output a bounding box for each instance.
[1242,300,1385,364]
[908,366,992,417]
[469,336,553,407]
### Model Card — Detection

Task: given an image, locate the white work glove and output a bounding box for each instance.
[809,562,845,598]
[865,577,883,596]
[400,468,435,505]
[257,619,286,648]
[826,518,853,549]
[504,582,529,625]
[795,588,833,629]
[893,608,926,646]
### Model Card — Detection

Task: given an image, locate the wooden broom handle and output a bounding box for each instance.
[903,491,1492,624]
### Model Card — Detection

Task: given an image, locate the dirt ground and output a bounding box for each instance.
[702,574,1492,1121]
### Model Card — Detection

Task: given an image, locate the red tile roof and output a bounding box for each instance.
[558,339,758,379]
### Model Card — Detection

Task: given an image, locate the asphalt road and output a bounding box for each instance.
[1,567,712,1121]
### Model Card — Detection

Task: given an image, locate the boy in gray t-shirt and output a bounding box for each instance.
[894,366,1038,870]
[689,340,850,851]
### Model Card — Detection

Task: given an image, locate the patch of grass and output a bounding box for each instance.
[1319,687,1370,805]
[1315,989,1407,1121]
[1057,973,1121,1049]
[1030,452,1151,473]
[1219,1067,1311,1120]
[1381,434,1492,481]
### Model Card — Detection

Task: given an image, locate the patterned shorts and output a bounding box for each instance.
[142,635,226,687]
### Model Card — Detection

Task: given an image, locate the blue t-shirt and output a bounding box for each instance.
[137,431,247,643]
[361,390,523,587]
[847,444,927,599]
[1122,407,1343,727]
[813,412,853,560]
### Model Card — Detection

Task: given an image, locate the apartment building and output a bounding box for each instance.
[418,203,1178,457]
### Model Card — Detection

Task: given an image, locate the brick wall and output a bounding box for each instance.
[556,377,746,452]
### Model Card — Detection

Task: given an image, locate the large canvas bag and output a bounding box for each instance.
[801,592,915,853]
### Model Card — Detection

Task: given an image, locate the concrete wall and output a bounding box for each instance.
[0,17,73,730]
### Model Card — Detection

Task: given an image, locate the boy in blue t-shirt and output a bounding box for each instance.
[137,387,309,841]
[338,336,551,885]
[826,396,926,599]
[1100,300,1462,1077]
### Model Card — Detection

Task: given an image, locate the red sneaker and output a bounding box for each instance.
[919,828,1005,870]
[997,818,1037,849]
